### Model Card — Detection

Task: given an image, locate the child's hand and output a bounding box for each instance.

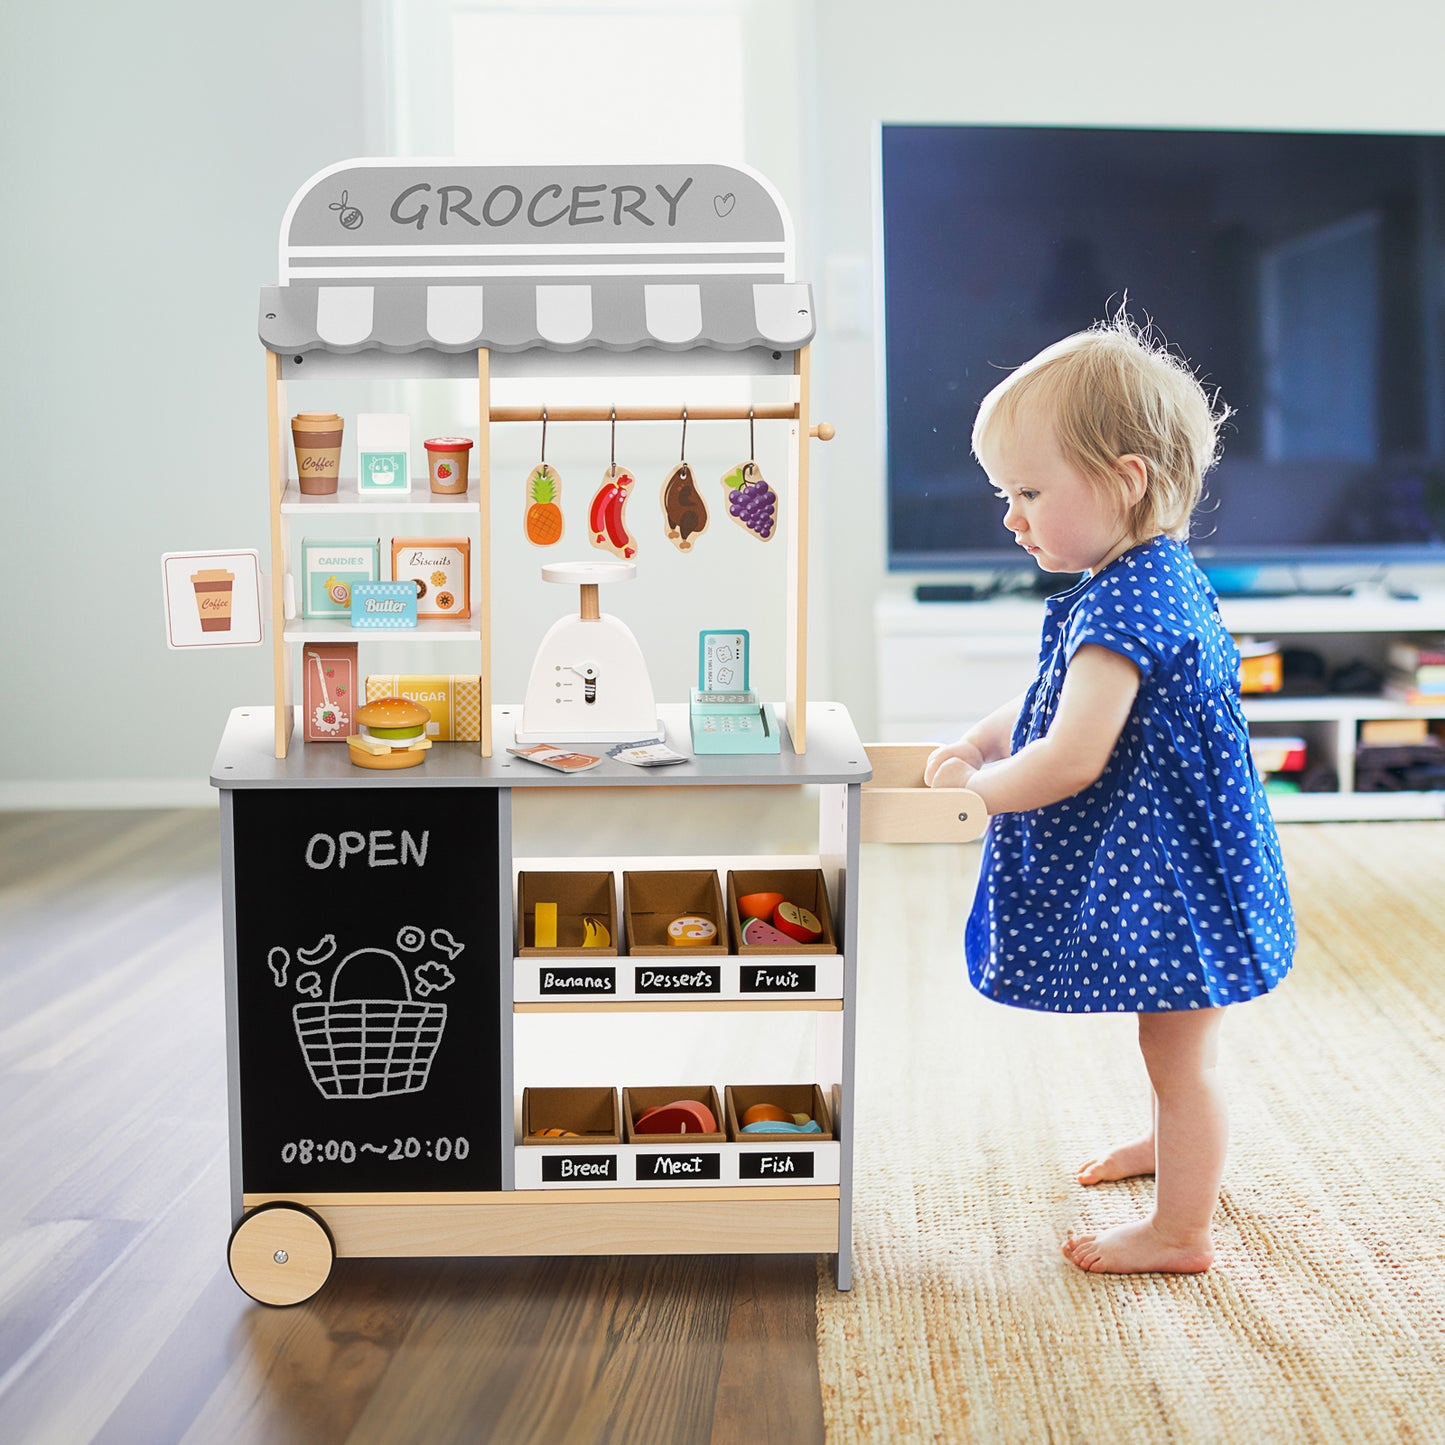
[928,755,978,790]
[925,739,985,787]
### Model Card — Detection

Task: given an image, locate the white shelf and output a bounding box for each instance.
[1267,790,1445,822]
[876,588,1445,822]
[281,480,478,515]
[1244,695,1445,722]
[283,618,482,643]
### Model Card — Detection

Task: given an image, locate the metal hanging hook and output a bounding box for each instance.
[749,405,756,461]
[540,406,548,464]
[610,406,617,468]
[680,406,688,461]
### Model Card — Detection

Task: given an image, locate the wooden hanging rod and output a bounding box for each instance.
[485,404,834,439]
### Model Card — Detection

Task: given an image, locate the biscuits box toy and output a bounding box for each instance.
[390,537,471,620]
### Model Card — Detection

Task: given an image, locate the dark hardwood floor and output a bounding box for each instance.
[0,810,824,1445]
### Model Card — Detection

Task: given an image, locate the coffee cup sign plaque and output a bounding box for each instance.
[161,550,265,649]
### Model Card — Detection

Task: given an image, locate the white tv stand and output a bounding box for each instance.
[875,587,1445,823]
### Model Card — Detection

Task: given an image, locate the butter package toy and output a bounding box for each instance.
[350,580,418,630]
[391,537,471,620]
[301,538,379,619]
[365,674,482,741]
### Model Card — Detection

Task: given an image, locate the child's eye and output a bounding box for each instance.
[1019,489,1039,501]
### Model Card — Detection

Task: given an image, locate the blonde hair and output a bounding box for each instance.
[971,315,1229,542]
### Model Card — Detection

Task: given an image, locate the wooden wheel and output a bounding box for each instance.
[227,1202,335,1306]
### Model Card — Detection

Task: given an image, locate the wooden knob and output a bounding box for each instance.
[810,422,836,441]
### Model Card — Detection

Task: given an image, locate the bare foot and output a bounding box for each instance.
[1076,1134,1156,1186]
[1060,1218,1213,1274]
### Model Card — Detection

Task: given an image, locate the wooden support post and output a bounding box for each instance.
[265,349,293,759]
[478,348,493,756]
[785,346,812,754]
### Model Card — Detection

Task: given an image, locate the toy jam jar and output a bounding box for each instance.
[425,436,473,495]
[291,412,344,494]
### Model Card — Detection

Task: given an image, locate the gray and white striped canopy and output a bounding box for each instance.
[260,160,815,356]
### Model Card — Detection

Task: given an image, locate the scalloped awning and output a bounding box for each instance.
[260,160,815,356]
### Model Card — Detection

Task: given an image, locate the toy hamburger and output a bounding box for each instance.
[347,696,432,770]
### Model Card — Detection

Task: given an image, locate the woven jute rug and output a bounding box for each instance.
[818,824,1445,1443]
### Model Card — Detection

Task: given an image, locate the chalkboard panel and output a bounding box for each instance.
[231,787,502,1193]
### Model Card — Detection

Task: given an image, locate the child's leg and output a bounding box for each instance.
[1063,1008,1226,1274]
[1076,1089,1156,1185]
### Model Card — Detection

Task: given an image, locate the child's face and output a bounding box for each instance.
[982,420,1136,576]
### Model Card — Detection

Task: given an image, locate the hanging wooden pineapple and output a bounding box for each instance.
[525,411,563,546]
[661,409,708,551]
[525,465,563,546]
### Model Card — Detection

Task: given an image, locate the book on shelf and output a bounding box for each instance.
[1382,670,1445,706]
[1358,716,1432,747]
[1386,637,1445,673]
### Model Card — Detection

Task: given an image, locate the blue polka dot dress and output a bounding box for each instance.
[965,536,1295,1012]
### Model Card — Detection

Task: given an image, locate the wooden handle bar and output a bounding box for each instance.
[484,404,834,438]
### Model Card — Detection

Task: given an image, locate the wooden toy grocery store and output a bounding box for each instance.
[211,158,981,1307]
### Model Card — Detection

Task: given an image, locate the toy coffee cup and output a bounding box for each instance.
[425,436,473,494]
[292,412,344,494]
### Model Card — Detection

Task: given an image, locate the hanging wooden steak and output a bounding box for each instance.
[661,462,708,551]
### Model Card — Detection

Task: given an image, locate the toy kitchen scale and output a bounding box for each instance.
[176,158,987,1314]
[516,561,661,745]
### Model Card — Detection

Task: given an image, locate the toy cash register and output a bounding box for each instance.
[689,630,780,755]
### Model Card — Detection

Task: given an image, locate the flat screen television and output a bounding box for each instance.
[879,123,1445,579]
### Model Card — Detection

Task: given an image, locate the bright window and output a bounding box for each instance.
[452,3,746,162]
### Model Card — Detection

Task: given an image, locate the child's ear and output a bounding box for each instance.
[1115,455,1149,508]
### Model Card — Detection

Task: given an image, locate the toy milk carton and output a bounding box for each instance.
[301,538,379,618]
[357,413,411,496]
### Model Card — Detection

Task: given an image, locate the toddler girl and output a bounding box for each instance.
[925,317,1295,1274]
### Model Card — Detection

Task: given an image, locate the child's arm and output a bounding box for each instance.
[924,690,1028,787]
[945,645,1141,813]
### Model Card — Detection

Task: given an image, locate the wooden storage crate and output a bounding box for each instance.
[725,1082,834,1141]
[517,870,618,955]
[622,1084,726,1143]
[521,1085,622,1144]
[726,868,838,954]
[622,869,727,956]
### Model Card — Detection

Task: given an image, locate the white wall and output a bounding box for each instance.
[3,0,374,806]
[6,0,1445,805]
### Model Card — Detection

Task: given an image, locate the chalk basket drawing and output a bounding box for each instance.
[292,945,450,1099]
